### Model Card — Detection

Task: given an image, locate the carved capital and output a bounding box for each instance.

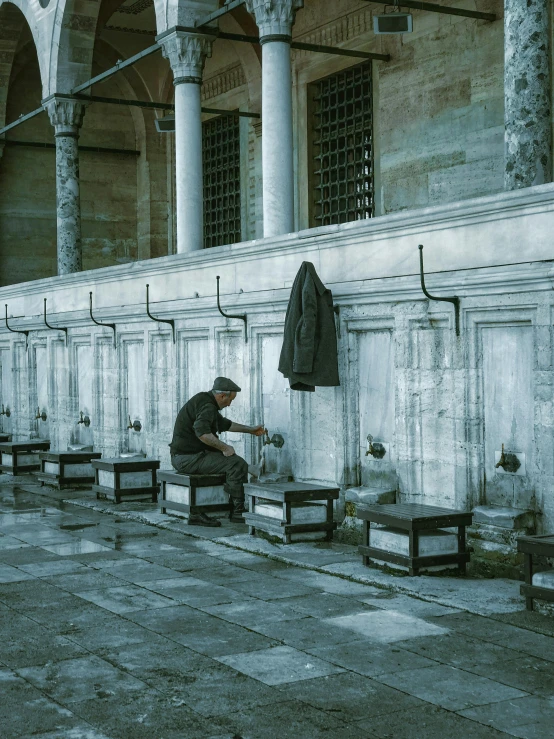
[160,31,213,84]
[44,96,86,136]
[245,0,303,39]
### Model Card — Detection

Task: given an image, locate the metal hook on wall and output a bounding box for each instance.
[418,245,460,336]
[43,298,68,343]
[216,276,248,343]
[5,304,29,349]
[89,292,116,348]
[146,284,175,343]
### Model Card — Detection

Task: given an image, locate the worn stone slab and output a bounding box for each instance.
[0,625,87,669]
[75,585,178,614]
[395,632,523,670]
[249,616,363,651]
[466,654,554,698]
[87,558,183,584]
[0,669,83,739]
[458,695,554,737]
[128,604,279,657]
[16,559,87,578]
[305,639,437,678]
[277,671,426,722]
[270,568,384,599]
[361,593,462,618]
[136,578,250,608]
[0,563,35,583]
[472,506,535,530]
[358,704,512,739]
[216,645,345,686]
[201,599,310,629]
[277,592,378,619]
[532,570,554,589]
[219,574,321,601]
[17,655,149,703]
[375,664,528,711]
[324,610,449,644]
[42,540,112,556]
[0,535,30,551]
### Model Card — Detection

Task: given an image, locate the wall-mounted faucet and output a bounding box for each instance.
[495,443,521,473]
[127,415,142,432]
[366,434,386,459]
[78,411,91,428]
[0,404,10,418]
[264,431,285,449]
[35,406,47,422]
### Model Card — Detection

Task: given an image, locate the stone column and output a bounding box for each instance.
[160,31,213,253]
[504,0,551,189]
[246,0,303,237]
[45,96,86,274]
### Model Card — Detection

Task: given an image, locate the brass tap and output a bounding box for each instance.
[34,406,41,420]
[0,404,9,418]
[127,415,133,430]
[495,444,506,469]
[78,411,84,424]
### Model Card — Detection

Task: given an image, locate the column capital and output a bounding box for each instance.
[159,30,213,84]
[43,95,87,136]
[245,0,303,40]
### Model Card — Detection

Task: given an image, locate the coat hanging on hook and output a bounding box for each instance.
[279,262,340,392]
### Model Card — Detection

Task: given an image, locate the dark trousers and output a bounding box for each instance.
[171,451,248,500]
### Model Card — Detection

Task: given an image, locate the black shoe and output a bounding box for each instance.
[187,512,222,527]
[229,498,246,523]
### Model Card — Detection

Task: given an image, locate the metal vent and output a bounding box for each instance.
[202,114,241,249]
[310,62,374,227]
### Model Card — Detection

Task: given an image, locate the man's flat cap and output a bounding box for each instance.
[212,377,241,393]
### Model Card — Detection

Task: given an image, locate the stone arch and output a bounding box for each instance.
[0,1,45,132]
[48,0,102,94]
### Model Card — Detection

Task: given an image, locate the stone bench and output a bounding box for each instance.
[36,451,102,489]
[357,503,473,576]
[158,471,228,522]
[0,440,51,475]
[518,534,554,611]
[92,457,160,503]
[243,481,339,544]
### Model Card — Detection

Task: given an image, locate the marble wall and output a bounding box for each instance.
[1,184,553,533]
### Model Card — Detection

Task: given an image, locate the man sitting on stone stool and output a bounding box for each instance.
[170,377,266,526]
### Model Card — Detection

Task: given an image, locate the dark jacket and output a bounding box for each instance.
[278,262,340,392]
[169,391,232,455]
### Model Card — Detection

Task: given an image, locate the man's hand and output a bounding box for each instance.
[222,444,236,457]
[250,425,267,437]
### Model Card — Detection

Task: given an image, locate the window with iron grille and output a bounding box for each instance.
[202,115,241,248]
[309,62,373,227]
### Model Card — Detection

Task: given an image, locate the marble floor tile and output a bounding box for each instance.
[278,592,378,619]
[216,645,345,686]
[363,593,462,617]
[465,654,554,698]
[251,614,363,650]
[41,569,129,593]
[17,559,87,577]
[87,559,183,583]
[324,609,450,643]
[0,623,87,668]
[220,574,322,601]
[271,568,383,598]
[0,534,30,551]
[375,664,528,711]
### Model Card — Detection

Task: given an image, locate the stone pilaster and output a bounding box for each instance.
[45,96,87,275]
[159,30,213,252]
[244,0,303,39]
[504,0,552,189]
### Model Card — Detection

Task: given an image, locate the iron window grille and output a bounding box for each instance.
[309,62,374,227]
[202,114,242,249]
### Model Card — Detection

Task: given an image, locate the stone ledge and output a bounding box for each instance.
[472,505,535,530]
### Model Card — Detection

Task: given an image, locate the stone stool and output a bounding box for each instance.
[518,534,554,611]
[244,481,339,544]
[36,451,102,489]
[0,440,51,475]
[158,471,227,522]
[92,457,160,503]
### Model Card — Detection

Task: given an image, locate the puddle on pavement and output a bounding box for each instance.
[60,523,99,531]
[43,540,113,555]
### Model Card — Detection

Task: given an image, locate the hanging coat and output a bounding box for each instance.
[278,261,340,392]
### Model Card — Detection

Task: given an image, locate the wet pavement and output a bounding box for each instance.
[1,478,554,738]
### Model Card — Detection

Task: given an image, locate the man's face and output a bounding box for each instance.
[216,391,236,409]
